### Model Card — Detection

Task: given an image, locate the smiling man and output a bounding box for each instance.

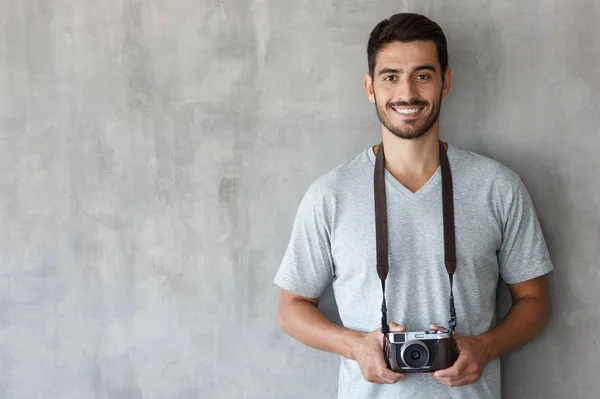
[274,13,553,399]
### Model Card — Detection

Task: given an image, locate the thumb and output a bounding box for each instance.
[429,324,446,331]
[388,321,406,332]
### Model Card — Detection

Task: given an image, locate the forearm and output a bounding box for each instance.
[278,298,364,360]
[477,295,549,362]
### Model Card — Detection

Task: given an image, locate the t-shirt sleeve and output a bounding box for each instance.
[497,179,554,284]
[273,185,335,299]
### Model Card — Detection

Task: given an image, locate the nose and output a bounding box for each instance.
[394,77,419,103]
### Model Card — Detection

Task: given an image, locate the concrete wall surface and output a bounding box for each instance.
[0,0,599,398]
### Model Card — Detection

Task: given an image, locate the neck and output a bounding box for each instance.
[374,125,447,178]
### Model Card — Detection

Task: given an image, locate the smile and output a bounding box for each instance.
[392,106,425,116]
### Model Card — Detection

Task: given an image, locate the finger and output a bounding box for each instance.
[431,373,453,386]
[364,364,391,384]
[381,370,404,384]
[374,352,404,383]
[388,322,406,332]
[433,352,469,378]
[431,372,459,385]
[375,370,402,384]
[429,324,446,331]
[453,333,465,347]
[432,373,474,387]
[365,375,387,384]
[379,367,404,384]
[368,376,387,384]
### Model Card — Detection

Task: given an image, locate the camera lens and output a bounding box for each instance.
[401,341,429,368]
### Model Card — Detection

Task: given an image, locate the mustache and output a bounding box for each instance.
[389,100,429,107]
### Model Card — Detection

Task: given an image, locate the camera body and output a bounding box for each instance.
[384,329,459,373]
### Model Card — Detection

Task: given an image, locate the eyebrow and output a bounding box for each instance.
[377,65,437,76]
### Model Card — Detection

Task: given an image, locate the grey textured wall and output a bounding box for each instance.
[1,0,599,398]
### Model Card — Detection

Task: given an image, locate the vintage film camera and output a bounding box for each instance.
[384,329,458,372]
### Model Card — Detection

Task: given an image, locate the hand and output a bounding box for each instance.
[350,322,406,384]
[428,324,492,387]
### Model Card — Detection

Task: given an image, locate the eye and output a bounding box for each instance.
[383,75,396,82]
[416,74,431,81]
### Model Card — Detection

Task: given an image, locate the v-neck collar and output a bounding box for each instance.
[366,142,456,200]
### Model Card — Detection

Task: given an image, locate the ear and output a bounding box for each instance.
[364,72,375,103]
[441,67,452,99]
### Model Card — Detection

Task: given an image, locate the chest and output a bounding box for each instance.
[329,192,503,287]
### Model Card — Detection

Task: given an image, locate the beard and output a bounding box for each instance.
[374,89,443,140]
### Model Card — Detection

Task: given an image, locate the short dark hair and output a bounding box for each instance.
[367,13,448,79]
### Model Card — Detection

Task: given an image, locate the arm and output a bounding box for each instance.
[432,275,550,387]
[478,275,550,361]
[277,288,360,360]
[277,288,405,384]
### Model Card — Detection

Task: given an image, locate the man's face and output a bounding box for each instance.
[364,40,452,140]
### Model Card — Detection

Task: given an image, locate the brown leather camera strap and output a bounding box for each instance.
[374,140,457,335]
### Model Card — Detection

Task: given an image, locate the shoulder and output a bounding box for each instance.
[450,144,525,195]
[303,148,372,201]
[298,148,372,213]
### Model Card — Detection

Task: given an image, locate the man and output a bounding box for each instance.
[273,13,553,399]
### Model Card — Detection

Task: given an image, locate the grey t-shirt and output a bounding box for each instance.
[274,142,554,399]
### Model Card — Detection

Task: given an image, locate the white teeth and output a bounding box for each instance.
[394,108,422,114]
